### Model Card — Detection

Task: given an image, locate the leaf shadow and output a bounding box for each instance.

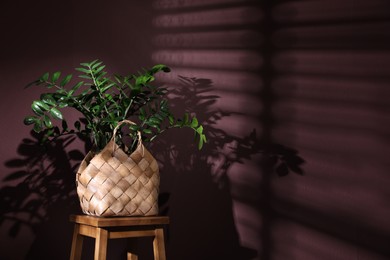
[148,75,305,260]
[0,75,305,260]
[153,75,305,185]
[1,131,84,259]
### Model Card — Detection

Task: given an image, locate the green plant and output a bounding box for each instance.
[23,59,206,152]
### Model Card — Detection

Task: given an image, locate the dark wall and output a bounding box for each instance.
[1,0,390,260]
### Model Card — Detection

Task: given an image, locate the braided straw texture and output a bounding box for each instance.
[76,122,159,217]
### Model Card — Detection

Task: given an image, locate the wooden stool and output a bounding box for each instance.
[69,215,169,260]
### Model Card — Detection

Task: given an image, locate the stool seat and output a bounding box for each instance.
[69,215,169,260]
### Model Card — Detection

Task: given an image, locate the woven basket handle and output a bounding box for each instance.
[111,120,143,151]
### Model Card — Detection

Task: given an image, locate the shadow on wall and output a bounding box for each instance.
[1,133,83,260]
[150,75,304,260]
[0,74,304,260]
[150,0,306,259]
[150,1,390,260]
[0,132,130,260]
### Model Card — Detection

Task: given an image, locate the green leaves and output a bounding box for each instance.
[40,72,49,82]
[31,100,55,118]
[24,59,206,151]
[196,125,207,150]
[52,71,61,82]
[135,74,154,86]
[50,108,63,120]
[75,67,90,74]
[164,113,207,150]
[26,98,63,133]
[150,64,171,74]
[43,115,53,128]
[191,117,198,128]
[40,94,56,106]
[60,74,72,86]
[23,116,37,125]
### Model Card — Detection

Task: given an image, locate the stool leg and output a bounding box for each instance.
[70,223,84,260]
[127,252,138,260]
[153,228,166,260]
[95,228,108,260]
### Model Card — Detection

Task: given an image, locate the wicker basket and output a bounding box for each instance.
[76,120,159,217]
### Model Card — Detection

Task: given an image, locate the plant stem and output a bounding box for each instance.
[88,65,110,116]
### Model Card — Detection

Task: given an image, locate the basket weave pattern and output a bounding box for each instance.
[76,122,159,217]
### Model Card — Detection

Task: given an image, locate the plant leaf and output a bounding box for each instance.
[142,128,153,134]
[101,82,116,93]
[69,81,84,95]
[31,101,44,116]
[94,65,106,74]
[198,136,204,150]
[43,115,53,128]
[78,74,92,80]
[191,117,198,127]
[40,72,49,82]
[196,125,203,135]
[23,116,37,125]
[36,100,50,111]
[75,67,91,74]
[33,120,43,132]
[52,71,61,82]
[41,94,56,106]
[150,64,170,74]
[91,61,103,69]
[50,108,63,120]
[168,115,174,125]
[60,74,72,86]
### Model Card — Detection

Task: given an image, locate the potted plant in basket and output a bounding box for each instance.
[23,59,206,217]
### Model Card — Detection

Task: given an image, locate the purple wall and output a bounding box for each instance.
[1,0,390,259]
